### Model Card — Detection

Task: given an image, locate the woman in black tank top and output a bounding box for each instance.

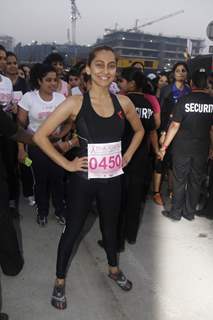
[34,46,144,310]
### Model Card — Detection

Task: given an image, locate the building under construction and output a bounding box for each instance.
[95,30,205,70]
[93,10,204,70]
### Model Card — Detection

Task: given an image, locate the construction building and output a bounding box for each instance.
[95,30,205,70]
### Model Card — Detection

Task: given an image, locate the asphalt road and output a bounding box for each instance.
[1,196,213,320]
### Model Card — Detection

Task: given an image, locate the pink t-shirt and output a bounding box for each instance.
[144,93,160,114]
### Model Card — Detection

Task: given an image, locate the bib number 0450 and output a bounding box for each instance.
[89,154,122,170]
[87,141,124,179]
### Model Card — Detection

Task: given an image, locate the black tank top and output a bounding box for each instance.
[74,91,125,179]
[75,91,125,155]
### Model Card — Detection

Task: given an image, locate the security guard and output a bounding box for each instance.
[159,70,213,221]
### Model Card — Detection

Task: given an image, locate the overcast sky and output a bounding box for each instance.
[1,0,213,49]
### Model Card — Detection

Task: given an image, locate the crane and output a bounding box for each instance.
[70,0,81,45]
[105,10,184,34]
[127,10,184,32]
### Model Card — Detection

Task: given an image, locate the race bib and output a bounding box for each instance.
[88,141,123,179]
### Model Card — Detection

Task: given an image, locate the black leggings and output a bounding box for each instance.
[56,174,121,278]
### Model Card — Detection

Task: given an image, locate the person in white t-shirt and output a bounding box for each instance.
[18,63,67,226]
[0,74,13,110]
[0,46,21,219]
[0,45,13,109]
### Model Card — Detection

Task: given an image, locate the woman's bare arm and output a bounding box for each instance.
[33,96,87,172]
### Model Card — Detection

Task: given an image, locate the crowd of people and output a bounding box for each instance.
[1,43,213,316]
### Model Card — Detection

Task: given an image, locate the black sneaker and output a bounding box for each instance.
[36,215,48,226]
[56,215,66,225]
[162,210,181,221]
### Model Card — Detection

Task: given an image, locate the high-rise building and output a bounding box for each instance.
[95,31,205,70]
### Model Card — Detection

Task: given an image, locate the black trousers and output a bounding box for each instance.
[0,152,23,276]
[28,145,65,217]
[171,153,207,217]
[56,174,121,278]
[19,163,34,198]
[1,137,19,203]
[117,163,149,246]
[0,213,24,276]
